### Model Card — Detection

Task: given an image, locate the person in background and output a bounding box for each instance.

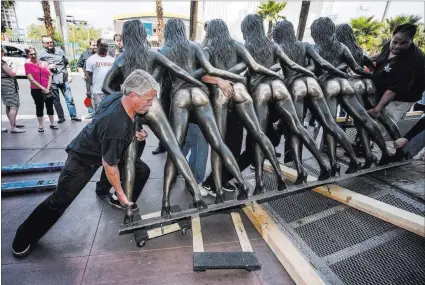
[39,35,81,123]
[24,47,58,132]
[77,38,97,119]
[368,24,425,124]
[1,47,24,133]
[394,116,425,160]
[85,38,114,112]
[108,34,123,58]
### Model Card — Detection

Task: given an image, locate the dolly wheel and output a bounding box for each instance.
[137,240,146,248]
[181,228,187,235]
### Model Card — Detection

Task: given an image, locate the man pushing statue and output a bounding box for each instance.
[12,69,159,258]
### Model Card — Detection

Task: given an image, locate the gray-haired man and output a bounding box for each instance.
[12,69,159,258]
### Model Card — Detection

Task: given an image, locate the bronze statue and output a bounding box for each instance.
[310,17,392,165]
[335,23,402,167]
[102,20,208,214]
[241,14,331,183]
[272,20,360,176]
[157,18,250,211]
[184,18,287,195]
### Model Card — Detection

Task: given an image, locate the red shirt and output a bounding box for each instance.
[24,60,51,89]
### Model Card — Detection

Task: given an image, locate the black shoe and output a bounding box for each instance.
[12,238,32,258]
[71,116,81,122]
[276,152,282,158]
[152,145,166,155]
[222,182,236,192]
[58,118,66,123]
[103,193,139,211]
[202,181,216,197]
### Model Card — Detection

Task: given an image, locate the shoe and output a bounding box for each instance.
[16,124,25,128]
[85,113,93,120]
[105,193,139,211]
[38,127,44,132]
[50,125,59,130]
[198,184,209,197]
[12,238,32,258]
[10,127,25,133]
[58,118,66,123]
[250,164,255,170]
[2,128,7,132]
[276,152,282,158]
[202,181,217,197]
[71,116,81,122]
[152,145,166,155]
[222,182,236,192]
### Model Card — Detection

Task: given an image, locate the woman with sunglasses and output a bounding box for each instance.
[24,47,58,132]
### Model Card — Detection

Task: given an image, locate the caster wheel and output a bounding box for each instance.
[136,240,146,248]
[181,228,187,235]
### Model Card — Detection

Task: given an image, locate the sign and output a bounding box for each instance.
[143,22,153,36]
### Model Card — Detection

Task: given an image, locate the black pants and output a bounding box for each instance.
[14,152,100,247]
[31,89,54,117]
[95,140,150,203]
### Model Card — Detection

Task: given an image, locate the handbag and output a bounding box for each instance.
[39,62,53,100]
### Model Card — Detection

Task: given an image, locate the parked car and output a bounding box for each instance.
[2,43,28,77]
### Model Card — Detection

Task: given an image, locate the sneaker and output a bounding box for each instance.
[250,164,255,170]
[85,113,93,120]
[105,193,139,211]
[222,182,236,192]
[12,240,32,258]
[58,118,66,123]
[201,180,213,192]
[2,128,7,132]
[71,116,81,122]
[198,184,209,197]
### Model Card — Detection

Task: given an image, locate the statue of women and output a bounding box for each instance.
[310,17,392,165]
[272,20,361,176]
[241,14,331,183]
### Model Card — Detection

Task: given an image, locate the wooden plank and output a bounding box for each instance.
[141,211,161,220]
[147,223,181,239]
[264,160,425,237]
[192,215,204,252]
[243,203,326,285]
[406,111,424,117]
[230,212,253,252]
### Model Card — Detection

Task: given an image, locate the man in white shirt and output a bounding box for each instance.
[85,38,115,112]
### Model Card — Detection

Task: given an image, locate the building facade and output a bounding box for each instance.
[2,4,23,37]
[113,13,204,46]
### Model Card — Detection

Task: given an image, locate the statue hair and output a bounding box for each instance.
[336,24,364,65]
[164,18,189,67]
[122,20,150,75]
[206,19,234,64]
[241,14,273,66]
[311,17,342,60]
[273,20,305,65]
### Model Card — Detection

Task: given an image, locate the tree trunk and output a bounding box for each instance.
[189,0,198,41]
[41,1,54,38]
[267,20,273,39]
[156,0,164,45]
[297,1,310,41]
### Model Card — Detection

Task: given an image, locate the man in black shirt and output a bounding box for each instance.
[12,69,159,258]
[108,34,124,58]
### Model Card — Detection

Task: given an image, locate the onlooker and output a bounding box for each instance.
[77,38,97,119]
[1,47,24,133]
[108,34,123,58]
[85,38,114,112]
[368,23,425,124]
[182,123,209,196]
[39,35,81,123]
[24,47,58,132]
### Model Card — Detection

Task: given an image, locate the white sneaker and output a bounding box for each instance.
[198,184,209,197]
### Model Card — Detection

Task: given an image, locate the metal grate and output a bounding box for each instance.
[377,194,425,216]
[330,232,425,285]
[294,208,396,257]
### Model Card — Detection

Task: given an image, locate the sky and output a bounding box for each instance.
[14,1,425,35]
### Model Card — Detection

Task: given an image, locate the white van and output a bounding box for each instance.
[2,43,28,77]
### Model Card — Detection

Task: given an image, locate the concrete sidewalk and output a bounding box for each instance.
[1,118,293,285]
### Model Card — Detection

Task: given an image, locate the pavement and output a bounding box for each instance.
[1,81,295,285]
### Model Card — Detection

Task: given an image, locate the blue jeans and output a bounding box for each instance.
[52,81,77,119]
[182,123,209,184]
[405,129,425,158]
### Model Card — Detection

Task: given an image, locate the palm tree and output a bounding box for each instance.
[413,23,425,53]
[350,16,383,54]
[296,1,310,40]
[156,0,164,45]
[1,1,15,33]
[189,0,198,41]
[257,0,287,39]
[41,1,54,38]
[382,15,422,42]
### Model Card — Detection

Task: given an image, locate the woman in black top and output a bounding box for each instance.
[368,24,425,119]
